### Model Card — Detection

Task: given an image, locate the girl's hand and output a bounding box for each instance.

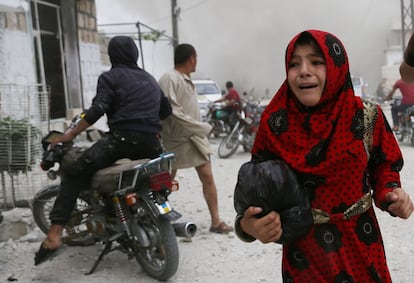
[385,188,414,219]
[240,206,283,243]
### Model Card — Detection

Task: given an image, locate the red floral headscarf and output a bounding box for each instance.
[252,30,376,208]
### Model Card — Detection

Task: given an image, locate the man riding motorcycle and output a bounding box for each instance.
[384,78,414,131]
[34,35,172,265]
[214,81,242,129]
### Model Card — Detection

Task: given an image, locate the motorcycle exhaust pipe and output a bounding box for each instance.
[173,222,197,238]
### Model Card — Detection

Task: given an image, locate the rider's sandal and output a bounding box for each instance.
[34,242,67,266]
[209,221,234,234]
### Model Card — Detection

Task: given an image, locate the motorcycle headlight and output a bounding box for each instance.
[240,111,246,119]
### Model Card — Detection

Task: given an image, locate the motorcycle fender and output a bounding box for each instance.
[159,209,182,222]
[33,184,60,200]
[130,222,150,247]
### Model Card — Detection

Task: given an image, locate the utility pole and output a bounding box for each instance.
[401,0,414,52]
[171,0,179,47]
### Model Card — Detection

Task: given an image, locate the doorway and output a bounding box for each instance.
[31,0,67,119]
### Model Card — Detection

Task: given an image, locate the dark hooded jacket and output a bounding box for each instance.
[83,36,171,133]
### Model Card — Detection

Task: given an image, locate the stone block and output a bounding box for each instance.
[0,208,35,241]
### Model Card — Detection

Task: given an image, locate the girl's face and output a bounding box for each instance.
[287,44,326,107]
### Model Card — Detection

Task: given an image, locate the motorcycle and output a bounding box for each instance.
[32,129,197,281]
[205,102,232,138]
[391,97,414,146]
[217,99,262,158]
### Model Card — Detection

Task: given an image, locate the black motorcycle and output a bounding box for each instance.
[205,102,232,138]
[391,97,414,146]
[32,130,196,281]
[217,99,262,158]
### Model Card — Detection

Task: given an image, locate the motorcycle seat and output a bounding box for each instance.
[91,158,150,194]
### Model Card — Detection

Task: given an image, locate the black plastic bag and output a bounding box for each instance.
[234,159,313,244]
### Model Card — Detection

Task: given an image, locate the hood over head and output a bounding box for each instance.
[108,36,139,66]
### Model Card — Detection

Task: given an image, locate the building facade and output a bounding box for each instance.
[0,0,103,208]
[0,0,101,128]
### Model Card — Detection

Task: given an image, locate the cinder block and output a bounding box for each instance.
[0,208,34,241]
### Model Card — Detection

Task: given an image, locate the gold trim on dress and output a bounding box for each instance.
[312,192,372,224]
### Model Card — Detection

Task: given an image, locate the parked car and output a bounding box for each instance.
[193,79,223,121]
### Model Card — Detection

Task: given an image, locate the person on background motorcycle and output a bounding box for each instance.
[214,81,242,128]
[383,78,414,131]
[34,35,172,265]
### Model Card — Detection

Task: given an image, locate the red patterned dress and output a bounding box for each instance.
[251,30,403,282]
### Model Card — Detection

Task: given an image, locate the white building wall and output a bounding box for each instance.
[79,42,101,106]
[385,46,404,67]
[0,30,36,85]
[0,6,39,121]
[78,41,108,131]
[0,0,29,11]
[0,1,35,86]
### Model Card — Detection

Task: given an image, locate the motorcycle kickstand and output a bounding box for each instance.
[85,241,113,275]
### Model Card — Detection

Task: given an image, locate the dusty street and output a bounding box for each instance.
[1,123,414,282]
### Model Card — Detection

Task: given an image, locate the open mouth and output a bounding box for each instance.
[299,84,317,89]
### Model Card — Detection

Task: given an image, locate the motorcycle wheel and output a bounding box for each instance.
[32,186,94,246]
[131,216,179,281]
[32,185,60,234]
[218,127,240,158]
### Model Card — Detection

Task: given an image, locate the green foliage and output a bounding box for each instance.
[142,30,166,42]
[0,117,42,174]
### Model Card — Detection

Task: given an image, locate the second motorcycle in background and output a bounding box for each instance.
[217,98,263,159]
[391,97,414,146]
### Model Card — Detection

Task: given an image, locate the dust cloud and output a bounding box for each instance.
[96,0,401,99]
